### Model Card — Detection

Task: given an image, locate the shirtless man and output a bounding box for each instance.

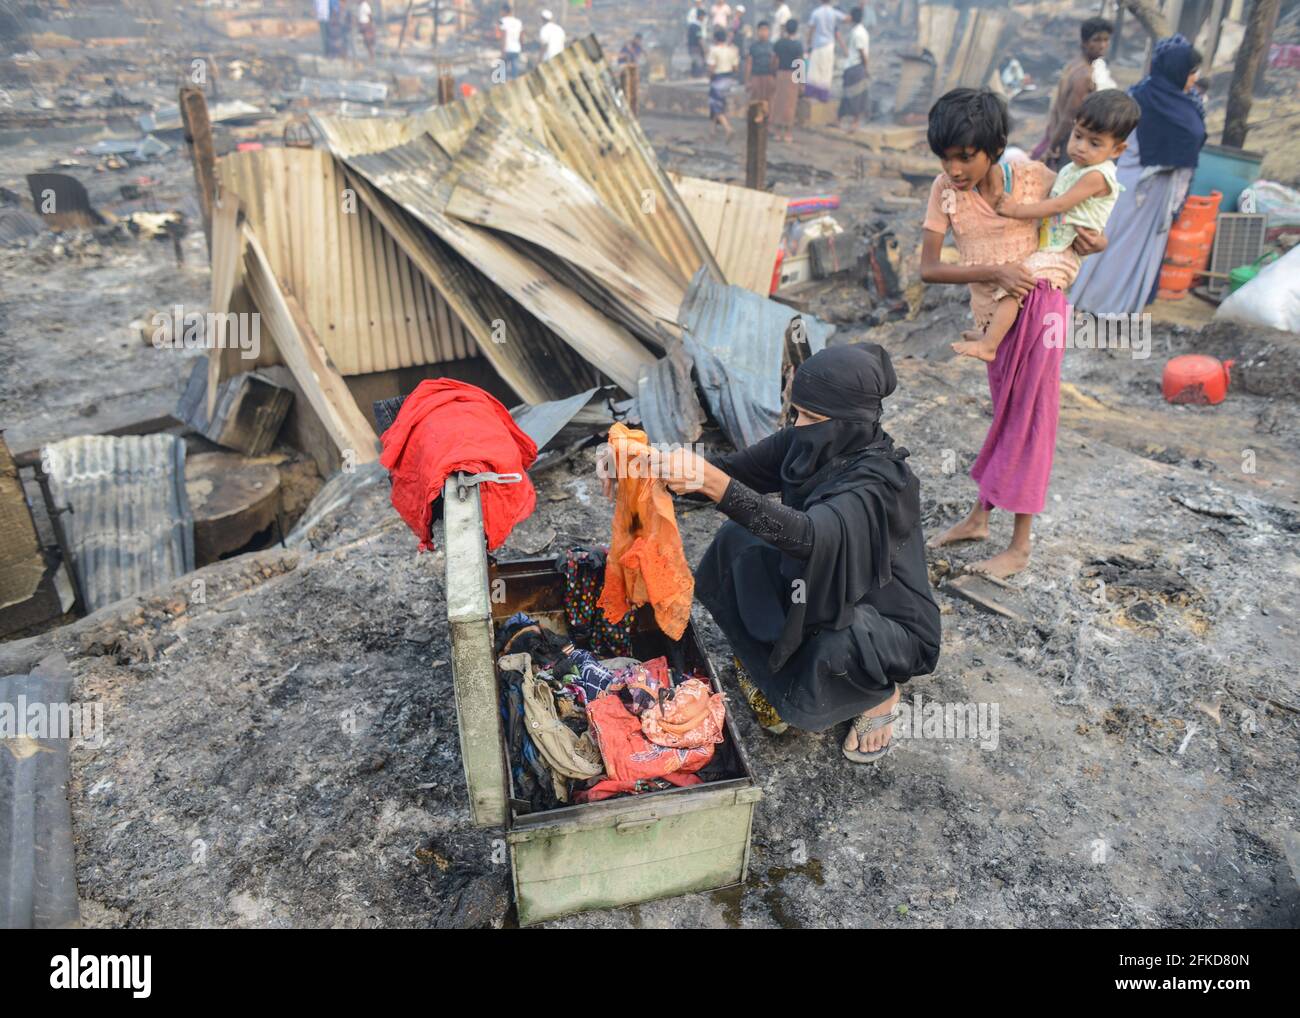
[1036,17,1112,171]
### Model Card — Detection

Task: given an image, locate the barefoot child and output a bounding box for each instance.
[919,88,1108,577]
[951,89,1139,363]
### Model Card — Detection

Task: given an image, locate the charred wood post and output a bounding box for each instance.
[746,100,769,191]
[179,86,216,258]
[620,62,639,117]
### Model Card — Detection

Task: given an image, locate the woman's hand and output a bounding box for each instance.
[992,262,1035,298]
[1071,226,1108,256]
[598,442,730,502]
[646,446,728,499]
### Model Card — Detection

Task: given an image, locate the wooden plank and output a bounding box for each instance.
[179,86,216,255]
[0,433,47,612]
[944,573,1029,624]
[205,195,247,420]
[241,225,379,466]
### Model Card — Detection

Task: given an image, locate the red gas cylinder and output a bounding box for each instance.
[1158,192,1222,300]
[1162,354,1234,405]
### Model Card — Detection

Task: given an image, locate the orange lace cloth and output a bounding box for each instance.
[640,677,727,749]
[597,423,694,641]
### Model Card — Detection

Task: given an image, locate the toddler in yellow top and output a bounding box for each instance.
[952,89,1141,362]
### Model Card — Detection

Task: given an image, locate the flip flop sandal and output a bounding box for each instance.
[842,710,899,764]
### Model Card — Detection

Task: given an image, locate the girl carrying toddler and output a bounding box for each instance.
[951,89,1141,363]
[918,88,1110,578]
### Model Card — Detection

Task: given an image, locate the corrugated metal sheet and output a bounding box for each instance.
[670,173,788,296]
[338,168,594,406]
[678,269,835,450]
[40,435,194,612]
[304,107,442,159]
[315,128,649,397]
[444,107,686,348]
[217,147,475,377]
[634,341,706,447]
[0,653,80,929]
[318,35,721,285]
[511,386,601,452]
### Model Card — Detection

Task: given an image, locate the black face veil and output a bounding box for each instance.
[770,343,918,671]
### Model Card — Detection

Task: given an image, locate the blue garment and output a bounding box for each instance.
[809,4,846,49]
[1129,35,1207,169]
[556,648,619,703]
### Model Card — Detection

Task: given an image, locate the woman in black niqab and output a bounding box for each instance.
[645,342,942,762]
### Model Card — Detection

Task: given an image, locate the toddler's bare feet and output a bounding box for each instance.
[951,339,997,362]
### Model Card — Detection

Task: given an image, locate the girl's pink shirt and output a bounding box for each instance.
[923,160,1055,327]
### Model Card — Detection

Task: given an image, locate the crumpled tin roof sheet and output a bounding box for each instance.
[317,130,642,398]
[217,147,475,376]
[633,342,706,447]
[41,435,194,612]
[316,35,720,285]
[678,269,834,450]
[444,107,686,349]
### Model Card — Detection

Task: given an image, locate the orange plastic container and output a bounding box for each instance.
[1158,191,1222,299]
[1162,354,1233,405]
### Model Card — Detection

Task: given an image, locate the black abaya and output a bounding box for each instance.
[695,417,941,732]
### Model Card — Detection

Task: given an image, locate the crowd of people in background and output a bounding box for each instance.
[314,0,377,60]
[690,1,880,140]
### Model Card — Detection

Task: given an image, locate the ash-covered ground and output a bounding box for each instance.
[5,298,1298,927]
[3,5,1298,929]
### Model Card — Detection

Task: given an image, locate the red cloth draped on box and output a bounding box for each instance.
[380,379,537,551]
